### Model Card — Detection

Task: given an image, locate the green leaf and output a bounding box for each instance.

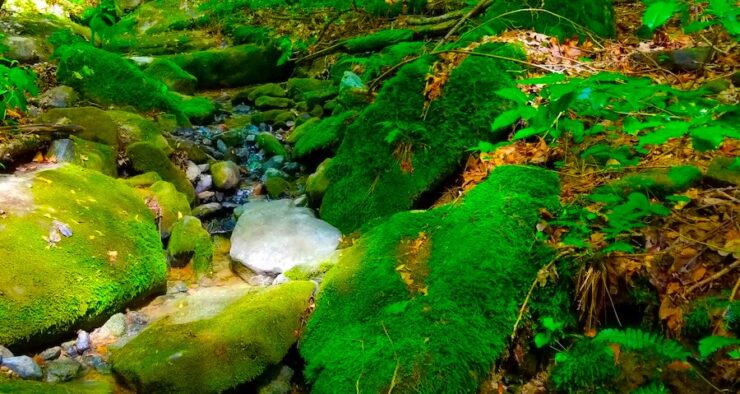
[604,241,635,253]
[542,317,564,332]
[495,87,529,105]
[643,0,678,31]
[517,73,566,85]
[698,336,740,360]
[491,109,522,132]
[513,127,543,140]
[534,332,551,348]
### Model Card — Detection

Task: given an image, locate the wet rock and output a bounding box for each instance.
[230,200,341,274]
[185,161,201,182]
[211,161,241,190]
[192,202,223,218]
[198,190,216,200]
[76,330,91,353]
[167,281,189,294]
[196,174,213,193]
[38,86,78,108]
[1,356,42,380]
[38,347,61,361]
[0,346,13,363]
[168,216,214,274]
[45,357,82,383]
[46,139,76,163]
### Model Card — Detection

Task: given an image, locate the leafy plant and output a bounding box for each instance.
[82,0,119,47]
[640,0,739,37]
[697,335,740,360]
[0,34,39,124]
[534,316,565,348]
[595,328,691,361]
[633,382,670,394]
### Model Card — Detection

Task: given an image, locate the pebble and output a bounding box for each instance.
[185,161,201,182]
[198,191,216,200]
[192,202,223,218]
[75,330,91,353]
[196,174,213,193]
[38,346,62,361]
[45,357,82,383]
[61,340,78,357]
[167,281,189,294]
[1,356,43,379]
[197,163,210,173]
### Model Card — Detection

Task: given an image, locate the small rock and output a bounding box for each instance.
[192,202,223,218]
[211,161,241,190]
[45,357,82,383]
[80,354,111,374]
[61,340,78,357]
[167,281,189,294]
[76,330,91,353]
[1,356,43,379]
[197,163,210,172]
[101,313,127,338]
[38,346,62,361]
[0,345,13,359]
[185,161,201,182]
[198,191,216,200]
[39,86,79,109]
[196,174,213,193]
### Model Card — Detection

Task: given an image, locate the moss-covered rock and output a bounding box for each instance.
[592,166,702,199]
[302,166,560,392]
[126,142,196,203]
[163,45,292,89]
[211,161,241,190]
[255,96,294,109]
[55,44,173,113]
[287,117,320,143]
[0,165,167,349]
[144,58,198,95]
[248,83,287,102]
[168,216,213,275]
[294,111,357,158]
[306,159,332,204]
[303,87,340,109]
[107,110,172,154]
[257,132,288,158]
[114,0,201,34]
[144,180,192,237]
[321,44,523,233]
[40,107,119,146]
[250,109,290,125]
[67,137,117,177]
[123,172,162,188]
[110,281,315,393]
[343,29,415,53]
[286,78,334,100]
[706,156,740,186]
[167,93,217,125]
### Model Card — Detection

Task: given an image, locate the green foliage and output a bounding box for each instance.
[552,338,618,393]
[293,111,357,158]
[697,336,740,360]
[640,0,739,37]
[321,43,524,233]
[344,29,415,53]
[81,0,119,47]
[303,166,560,393]
[534,316,565,348]
[200,0,427,18]
[0,35,38,124]
[595,328,691,361]
[632,382,670,394]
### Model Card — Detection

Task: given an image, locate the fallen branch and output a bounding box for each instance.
[406,10,465,25]
[434,0,493,51]
[686,259,740,295]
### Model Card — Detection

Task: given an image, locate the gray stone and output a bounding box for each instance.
[197,191,215,200]
[185,161,201,182]
[46,139,76,164]
[211,161,241,190]
[258,366,294,394]
[39,86,78,108]
[0,346,13,359]
[3,36,47,63]
[230,200,341,274]
[1,356,43,379]
[196,174,213,193]
[38,346,62,361]
[45,357,82,383]
[76,330,91,353]
[192,202,223,218]
[80,354,111,373]
[101,313,127,337]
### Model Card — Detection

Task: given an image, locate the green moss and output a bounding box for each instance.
[257,132,288,158]
[211,161,241,190]
[167,93,217,125]
[168,216,213,275]
[163,45,291,89]
[55,44,173,113]
[344,29,415,53]
[294,111,357,158]
[251,109,290,125]
[286,78,334,100]
[255,96,294,109]
[0,375,114,393]
[145,180,192,237]
[592,166,702,199]
[320,43,523,233]
[230,25,273,45]
[110,281,315,393]
[123,172,163,188]
[69,136,117,177]
[283,255,337,281]
[480,0,616,39]
[40,107,119,146]
[303,86,339,108]
[0,165,167,348]
[107,110,172,154]
[248,83,287,101]
[306,159,332,204]
[144,58,199,95]
[126,141,196,203]
[107,30,218,56]
[287,117,320,143]
[706,156,740,186]
[302,166,560,393]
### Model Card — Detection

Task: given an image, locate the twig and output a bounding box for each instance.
[686,259,740,295]
[434,0,493,51]
[381,322,400,394]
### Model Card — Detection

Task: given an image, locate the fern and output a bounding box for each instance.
[698,335,740,360]
[632,381,669,394]
[595,328,690,361]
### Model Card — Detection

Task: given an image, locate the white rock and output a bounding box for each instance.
[230,200,341,274]
[185,161,201,182]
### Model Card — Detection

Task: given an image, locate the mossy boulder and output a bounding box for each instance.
[0,375,115,393]
[144,180,192,237]
[168,94,218,125]
[126,141,196,203]
[144,58,198,95]
[163,45,292,89]
[116,0,201,34]
[123,172,162,188]
[306,159,332,204]
[321,44,523,233]
[110,281,315,393]
[294,111,357,158]
[250,109,290,125]
[167,216,213,275]
[706,157,740,186]
[55,44,173,113]
[286,78,334,100]
[40,107,118,146]
[257,132,288,158]
[287,117,320,143]
[211,161,241,190]
[301,166,560,392]
[68,137,117,176]
[592,166,702,199]
[248,83,287,102]
[107,110,172,154]
[255,96,294,110]
[0,165,167,349]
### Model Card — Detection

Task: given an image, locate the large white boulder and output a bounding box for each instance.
[230,200,341,274]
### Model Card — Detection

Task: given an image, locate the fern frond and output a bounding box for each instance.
[698,336,740,360]
[595,328,690,361]
[632,382,669,394]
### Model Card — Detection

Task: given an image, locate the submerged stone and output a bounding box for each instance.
[0,166,166,348]
[230,200,341,274]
